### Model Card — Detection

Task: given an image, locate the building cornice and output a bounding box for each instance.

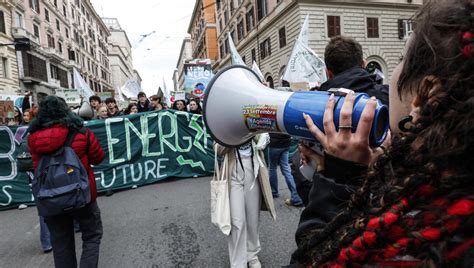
[297,0,422,9]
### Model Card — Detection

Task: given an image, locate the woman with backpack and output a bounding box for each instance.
[28,96,105,268]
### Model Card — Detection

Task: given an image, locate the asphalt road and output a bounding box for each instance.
[0,174,304,268]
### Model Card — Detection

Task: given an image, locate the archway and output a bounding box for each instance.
[266,76,274,89]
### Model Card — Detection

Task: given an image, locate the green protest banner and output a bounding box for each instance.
[0,110,214,211]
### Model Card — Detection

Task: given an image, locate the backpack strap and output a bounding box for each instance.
[65,128,80,147]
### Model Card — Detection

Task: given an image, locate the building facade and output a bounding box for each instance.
[174,34,193,91]
[102,17,140,93]
[174,0,219,93]
[11,0,112,102]
[214,0,421,88]
[0,1,21,95]
[188,0,219,62]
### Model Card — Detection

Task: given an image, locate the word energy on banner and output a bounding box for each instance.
[0,110,214,211]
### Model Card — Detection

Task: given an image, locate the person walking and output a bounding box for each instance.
[28,96,105,268]
[268,134,303,206]
[215,134,276,268]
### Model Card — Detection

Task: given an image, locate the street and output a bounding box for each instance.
[0,174,303,268]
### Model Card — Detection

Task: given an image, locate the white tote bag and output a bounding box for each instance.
[210,152,231,235]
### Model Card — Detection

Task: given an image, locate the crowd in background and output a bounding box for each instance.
[2,91,204,127]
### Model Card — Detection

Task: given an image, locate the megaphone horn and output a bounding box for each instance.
[203,65,388,147]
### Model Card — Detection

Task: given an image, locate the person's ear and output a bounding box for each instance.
[410,75,443,122]
[326,68,334,79]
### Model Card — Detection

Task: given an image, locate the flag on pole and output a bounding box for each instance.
[228,32,245,66]
[298,14,310,46]
[73,68,94,99]
[282,15,327,86]
[120,79,142,99]
[252,61,264,82]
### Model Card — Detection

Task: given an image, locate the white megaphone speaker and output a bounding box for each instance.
[203,65,389,148]
[72,101,94,120]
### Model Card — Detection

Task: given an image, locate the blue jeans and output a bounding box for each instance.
[269,147,303,205]
[39,216,52,251]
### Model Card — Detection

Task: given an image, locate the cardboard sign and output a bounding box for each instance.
[0,100,14,124]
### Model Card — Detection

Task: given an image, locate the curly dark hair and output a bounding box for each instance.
[293,0,474,266]
[28,96,83,133]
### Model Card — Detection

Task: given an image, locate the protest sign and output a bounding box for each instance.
[184,63,213,98]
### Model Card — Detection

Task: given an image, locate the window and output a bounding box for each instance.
[327,16,341,37]
[58,41,63,53]
[63,5,67,17]
[53,0,57,7]
[260,38,271,60]
[0,11,5,34]
[237,19,244,41]
[2,57,8,78]
[398,19,413,40]
[65,28,69,38]
[230,30,236,42]
[47,34,55,48]
[257,0,267,21]
[224,9,229,23]
[216,0,221,10]
[246,8,254,32]
[224,38,229,55]
[50,64,59,79]
[367,17,379,38]
[44,8,49,22]
[14,12,24,28]
[230,1,234,15]
[242,56,246,65]
[251,48,256,62]
[30,0,40,13]
[56,19,60,31]
[279,27,286,48]
[219,19,223,31]
[33,24,40,38]
[219,43,225,58]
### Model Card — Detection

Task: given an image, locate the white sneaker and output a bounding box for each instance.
[248,258,261,268]
[18,204,27,210]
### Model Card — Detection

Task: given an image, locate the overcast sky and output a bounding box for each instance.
[90,0,196,97]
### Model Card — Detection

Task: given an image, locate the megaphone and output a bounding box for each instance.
[72,101,94,120]
[203,65,389,147]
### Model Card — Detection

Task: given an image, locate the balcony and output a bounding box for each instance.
[43,47,64,63]
[65,60,80,69]
[12,27,40,46]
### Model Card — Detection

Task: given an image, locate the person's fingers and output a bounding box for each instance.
[382,129,392,149]
[303,113,326,146]
[355,97,378,145]
[338,92,356,138]
[322,94,337,138]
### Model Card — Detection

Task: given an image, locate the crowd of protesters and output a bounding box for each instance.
[2,1,472,267]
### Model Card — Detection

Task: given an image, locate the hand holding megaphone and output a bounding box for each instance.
[203,65,389,153]
[303,92,391,166]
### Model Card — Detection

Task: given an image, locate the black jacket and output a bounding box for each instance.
[295,154,367,244]
[319,67,389,106]
[137,100,153,113]
[269,133,291,148]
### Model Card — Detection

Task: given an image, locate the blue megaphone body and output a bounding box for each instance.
[203,65,389,148]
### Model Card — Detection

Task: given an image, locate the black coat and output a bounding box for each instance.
[319,67,389,106]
